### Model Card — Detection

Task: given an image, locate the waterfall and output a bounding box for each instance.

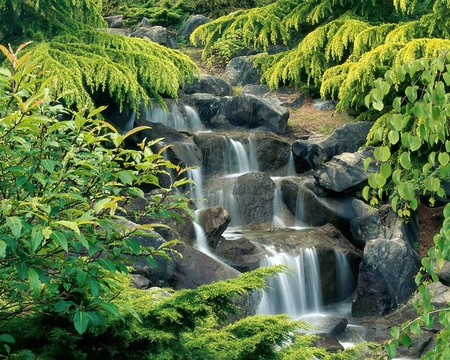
[272,178,286,227]
[224,138,259,175]
[257,247,322,318]
[185,105,205,133]
[141,104,204,133]
[193,221,221,261]
[187,167,205,210]
[334,250,356,301]
[294,183,307,226]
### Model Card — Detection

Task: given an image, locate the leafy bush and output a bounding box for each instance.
[0,42,193,348]
[363,52,450,359]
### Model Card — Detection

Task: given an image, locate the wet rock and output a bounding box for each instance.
[104,15,123,28]
[311,333,345,353]
[314,147,376,193]
[180,14,211,40]
[197,206,231,248]
[312,99,337,111]
[224,56,261,86]
[215,236,262,272]
[223,94,289,134]
[183,74,233,97]
[129,26,178,49]
[302,315,348,336]
[352,238,421,317]
[171,243,240,289]
[233,172,275,225]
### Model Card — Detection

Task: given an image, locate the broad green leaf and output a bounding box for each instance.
[390,114,403,131]
[41,159,57,173]
[86,275,99,298]
[405,85,418,103]
[0,334,15,343]
[117,170,134,185]
[380,163,391,179]
[391,196,398,211]
[438,152,449,166]
[86,311,104,327]
[94,198,111,214]
[363,158,372,172]
[100,303,124,322]
[0,240,6,258]
[73,311,90,335]
[400,152,412,169]
[393,97,402,112]
[54,220,80,235]
[362,186,370,201]
[125,237,141,255]
[51,231,68,251]
[6,217,22,239]
[409,136,421,152]
[30,225,44,252]
[400,332,412,347]
[388,130,399,145]
[98,259,116,273]
[410,320,422,335]
[54,300,76,314]
[76,269,87,286]
[27,268,41,296]
[16,262,28,281]
[374,147,390,162]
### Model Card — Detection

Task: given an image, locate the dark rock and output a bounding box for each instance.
[266,45,288,54]
[223,94,289,134]
[253,132,292,174]
[438,261,450,286]
[311,333,345,353]
[280,178,389,249]
[320,122,374,162]
[233,172,275,225]
[292,140,324,173]
[215,236,262,272]
[241,84,271,97]
[182,93,223,127]
[352,238,421,317]
[130,234,176,287]
[108,28,132,36]
[313,147,376,193]
[172,243,240,289]
[129,26,178,49]
[180,14,211,40]
[302,315,348,336]
[224,56,261,86]
[104,15,123,28]
[312,99,337,111]
[197,206,231,248]
[131,274,150,289]
[183,74,233,96]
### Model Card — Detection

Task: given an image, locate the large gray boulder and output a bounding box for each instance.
[104,15,123,28]
[215,236,262,272]
[129,26,178,49]
[320,121,374,161]
[180,14,211,40]
[352,238,421,317]
[130,234,176,288]
[172,243,240,289]
[223,94,289,134]
[224,56,261,86]
[197,205,231,248]
[184,74,233,96]
[233,172,275,225]
[292,122,374,173]
[313,147,377,193]
[241,85,305,108]
[182,93,223,127]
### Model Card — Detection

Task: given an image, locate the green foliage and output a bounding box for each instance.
[363,52,450,359]
[187,0,278,19]
[0,43,193,345]
[0,0,106,46]
[2,268,374,359]
[22,30,197,113]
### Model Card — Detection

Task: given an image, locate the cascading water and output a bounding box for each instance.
[224,138,258,175]
[187,167,205,210]
[141,103,204,133]
[257,246,322,318]
[193,220,221,261]
[334,249,356,302]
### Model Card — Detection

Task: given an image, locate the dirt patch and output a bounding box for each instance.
[418,203,443,257]
[283,95,355,139]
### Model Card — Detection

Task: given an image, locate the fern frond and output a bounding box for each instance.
[351,23,398,60]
